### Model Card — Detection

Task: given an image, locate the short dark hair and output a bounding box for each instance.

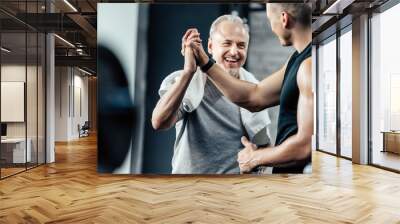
[270,3,312,28]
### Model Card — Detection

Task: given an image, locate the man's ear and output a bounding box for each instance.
[281,12,290,29]
[207,38,213,55]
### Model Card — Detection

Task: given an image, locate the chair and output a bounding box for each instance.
[78,121,90,138]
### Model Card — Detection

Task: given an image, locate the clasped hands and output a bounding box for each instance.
[181,28,209,74]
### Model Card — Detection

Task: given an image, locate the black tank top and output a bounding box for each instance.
[273,43,311,173]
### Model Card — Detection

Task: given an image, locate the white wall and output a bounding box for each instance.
[55,66,68,141]
[71,72,89,138]
[1,64,26,81]
[55,67,89,141]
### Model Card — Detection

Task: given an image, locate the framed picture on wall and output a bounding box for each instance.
[1,81,25,123]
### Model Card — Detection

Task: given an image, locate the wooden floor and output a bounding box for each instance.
[1,167,26,178]
[1,163,44,178]
[1,135,400,223]
[372,150,400,171]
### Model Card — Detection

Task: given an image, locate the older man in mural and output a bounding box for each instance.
[184,3,313,173]
[152,15,272,174]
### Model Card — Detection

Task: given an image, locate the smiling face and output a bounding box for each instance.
[208,20,249,77]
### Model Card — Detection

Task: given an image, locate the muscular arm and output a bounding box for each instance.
[151,70,194,130]
[207,62,286,112]
[244,58,313,167]
[193,47,287,112]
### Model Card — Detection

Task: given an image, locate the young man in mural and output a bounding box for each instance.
[184,3,313,173]
[152,15,272,174]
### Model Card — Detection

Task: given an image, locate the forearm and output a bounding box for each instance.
[207,64,261,110]
[152,71,194,130]
[253,134,311,166]
[191,51,255,109]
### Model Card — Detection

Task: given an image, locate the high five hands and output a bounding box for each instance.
[181,29,198,75]
[181,28,209,74]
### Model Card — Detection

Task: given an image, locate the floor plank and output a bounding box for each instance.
[0,134,400,223]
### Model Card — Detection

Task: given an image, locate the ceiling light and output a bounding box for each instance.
[63,0,78,12]
[54,34,75,48]
[1,47,11,53]
[323,0,355,15]
[76,48,85,55]
[78,67,92,76]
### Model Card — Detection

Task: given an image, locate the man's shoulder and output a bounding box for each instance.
[296,58,312,91]
[297,58,312,79]
[159,70,185,88]
[158,70,185,96]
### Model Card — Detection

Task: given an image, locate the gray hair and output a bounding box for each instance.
[209,14,249,39]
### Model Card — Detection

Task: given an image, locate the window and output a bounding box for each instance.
[317,36,337,154]
[370,2,400,171]
[0,1,46,179]
[339,28,352,158]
